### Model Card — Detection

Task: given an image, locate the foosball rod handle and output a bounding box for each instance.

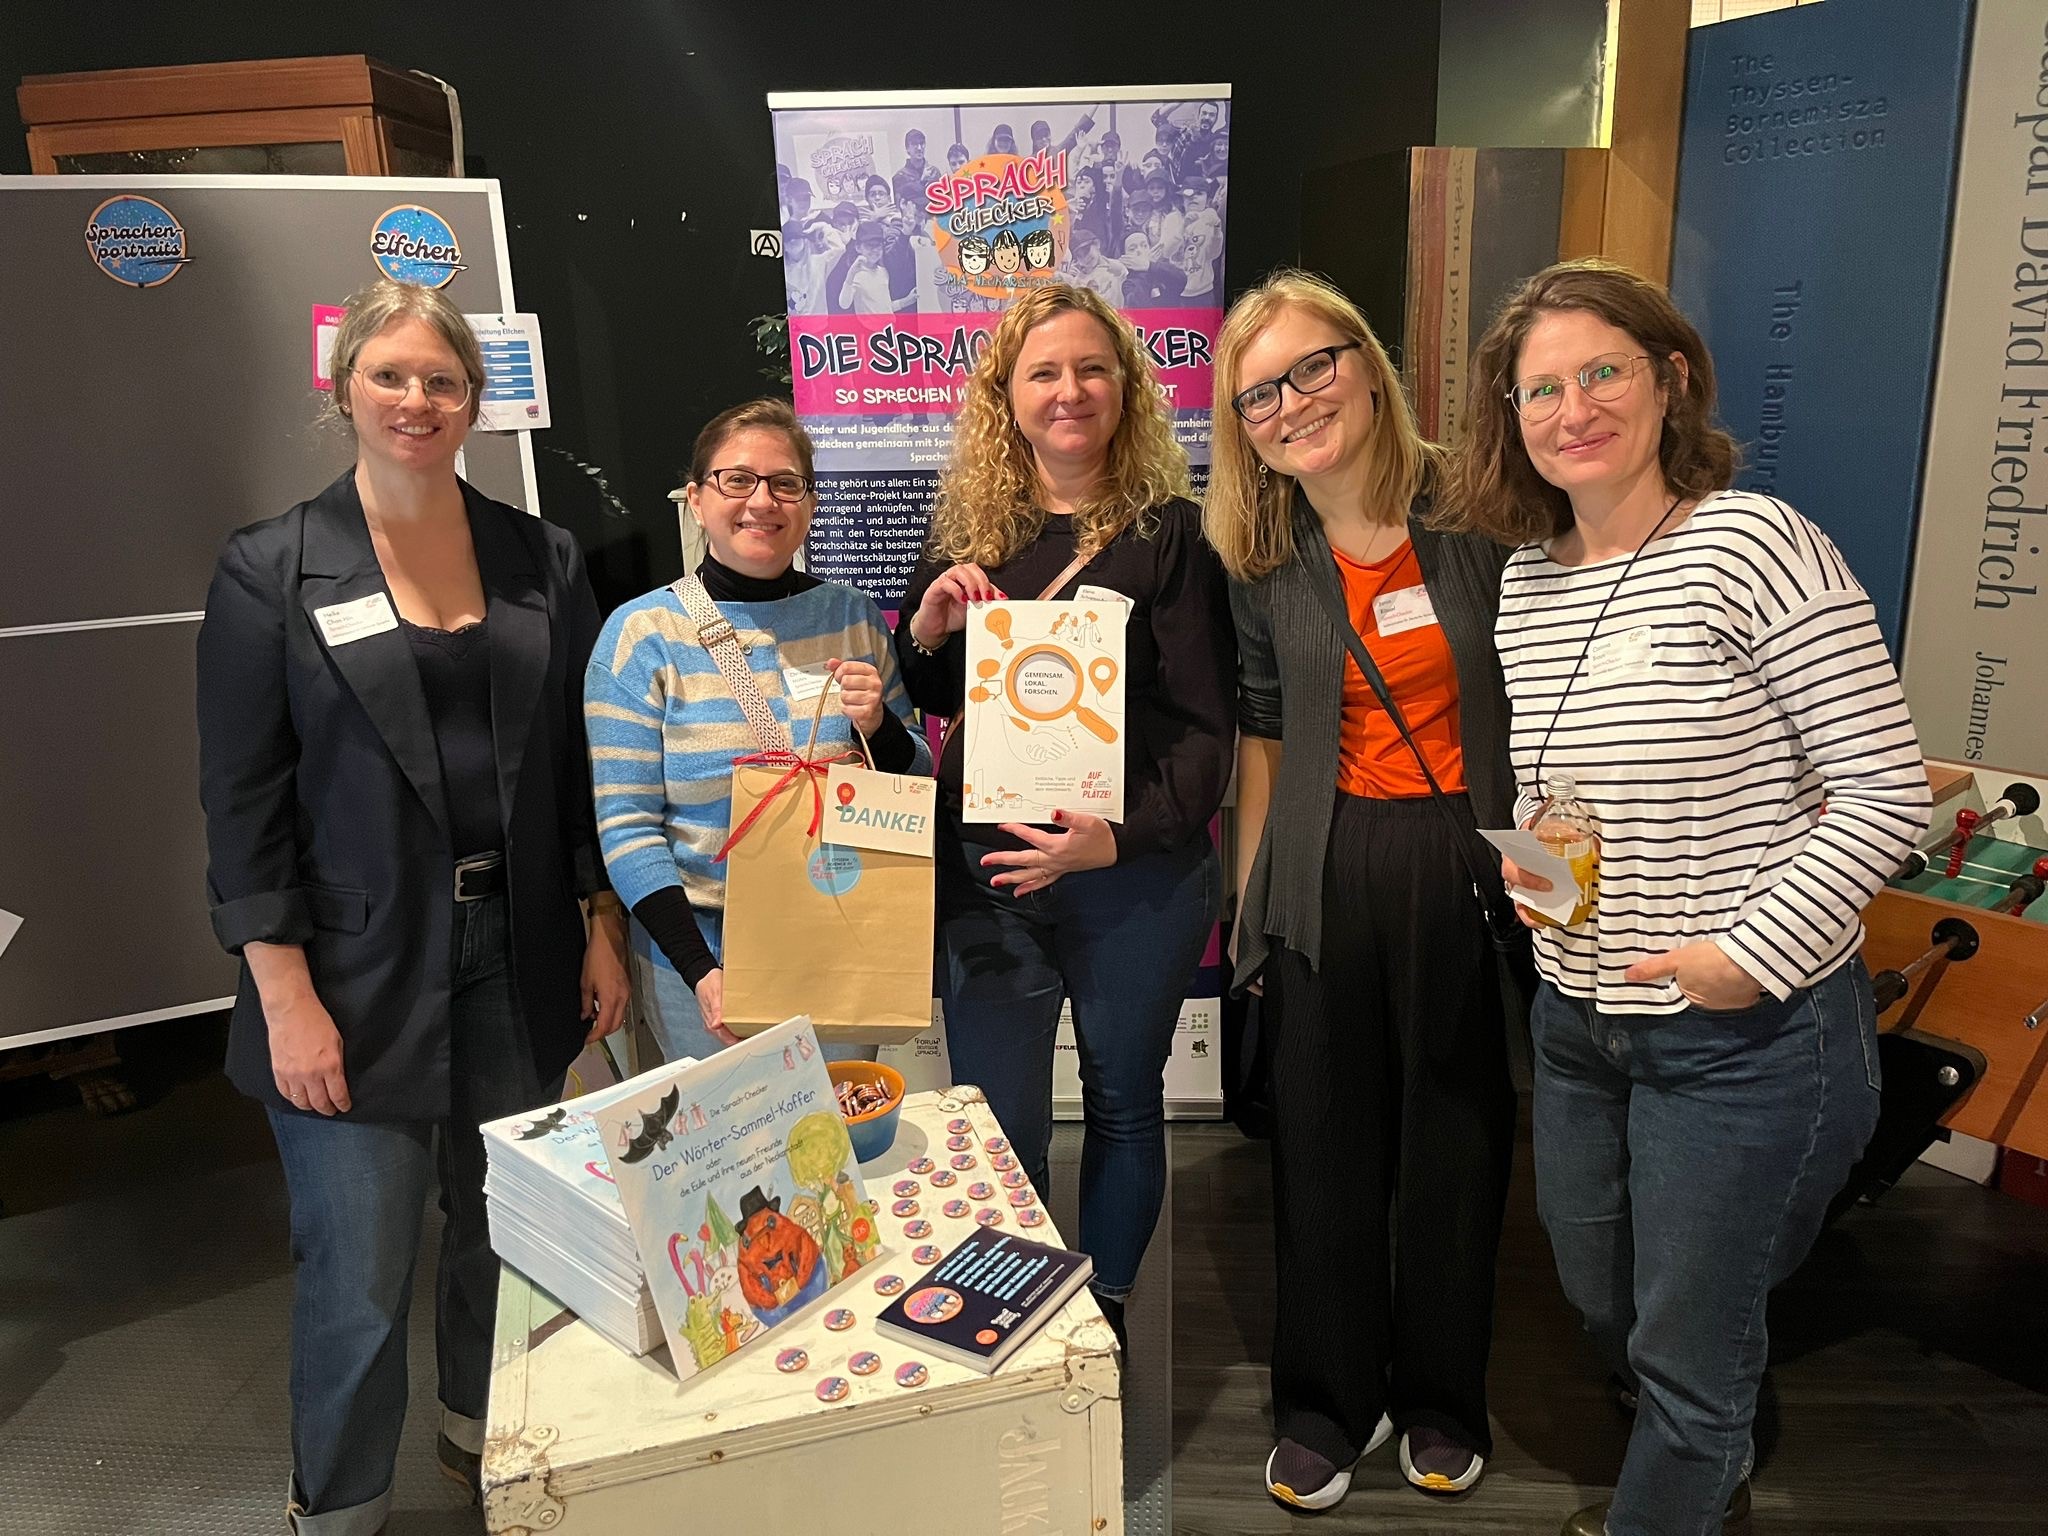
[1871,917,1981,1014]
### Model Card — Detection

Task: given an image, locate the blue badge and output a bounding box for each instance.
[84,196,186,287]
[807,845,862,896]
[369,204,465,287]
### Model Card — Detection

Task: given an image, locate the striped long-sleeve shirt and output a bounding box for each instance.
[1496,490,1931,1011]
[584,582,930,950]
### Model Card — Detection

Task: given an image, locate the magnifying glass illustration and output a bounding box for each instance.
[1004,643,1119,743]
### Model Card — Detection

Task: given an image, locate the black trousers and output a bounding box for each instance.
[1264,791,1516,1464]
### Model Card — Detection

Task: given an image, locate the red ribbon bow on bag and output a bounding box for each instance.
[713,745,864,862]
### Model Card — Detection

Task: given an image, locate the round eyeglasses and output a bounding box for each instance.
[351,364,472,412]
[1231,341,1362,423]
[703,467,815,503]
[1507,353,1649,422]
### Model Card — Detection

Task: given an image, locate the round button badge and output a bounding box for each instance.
[895,1361,929,1389]
[913,1244,944,1264]
[992,1154,1019,1172]
[893,1180,920,1198]
[1008,1188,1034,1207]
[947,1117,971,1133]
[976,1208,1004,1228]
[984,1136,1010,1153]
[950,1154,977,1171]
[942,1199,970,1219]
[874,1274,904,1296]
[967,1182,994,1201]
[776,1348,808,1373]
[946,1135,972,1151]
[850,1350,882,1376]
[907,1157,935,1175]
[1001,1170,1029,1190]
[816,1376,850,1402]
[903,1219,932,1239]
[824,1309,856,1331]
[1018,1208,1047,1228]
[892,1199,919,1218]
[930,1168,957,1187]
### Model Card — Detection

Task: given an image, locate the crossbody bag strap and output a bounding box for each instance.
[672,575,793,755]
[935,547,1098,758]
[1300,550,1510,928]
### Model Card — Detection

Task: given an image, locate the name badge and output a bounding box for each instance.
[782,664,837,704]
[1372,583,1438,637]
[313,592,398,647]
[824,765,936,857]
[1075,584,1130,608]
[1587,624,1656,680]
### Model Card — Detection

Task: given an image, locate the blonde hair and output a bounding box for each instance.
[327,279,488,428]
[1204,270,1440,583]
[927,283,1190,566]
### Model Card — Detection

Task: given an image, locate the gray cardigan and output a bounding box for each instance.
[1230,491,1515,989]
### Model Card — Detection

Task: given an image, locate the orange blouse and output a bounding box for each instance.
[1333,541,1465,799]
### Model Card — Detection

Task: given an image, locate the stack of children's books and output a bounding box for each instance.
[481,1059,696,1357]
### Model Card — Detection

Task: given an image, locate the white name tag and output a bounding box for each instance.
[1587,624,1656,680]
[824,765,936,857]
[782,664,837,704]
[1075,584,1130,608]
[313,592,399,647]
[1371,583,1438,637]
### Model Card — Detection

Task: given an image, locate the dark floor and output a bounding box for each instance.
[4,1017,2047,1534]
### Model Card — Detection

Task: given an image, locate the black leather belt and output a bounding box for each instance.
[454,851,507,902]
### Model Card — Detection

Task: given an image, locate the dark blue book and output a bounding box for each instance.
[1670,0,1973,650]
[873,1232,1094,1373]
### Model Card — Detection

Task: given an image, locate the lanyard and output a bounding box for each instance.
[1530,495,1683,789]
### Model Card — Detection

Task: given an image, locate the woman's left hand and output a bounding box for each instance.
[1624,941,1763,1012]
[983,811,1118,897]
[829,658,886,737]
[581,906,631,1045]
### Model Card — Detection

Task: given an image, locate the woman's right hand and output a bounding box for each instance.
[265,988,352,1115]
[1502,855,1552,930]
[694,967,741,1047]
[909,562,1004,651]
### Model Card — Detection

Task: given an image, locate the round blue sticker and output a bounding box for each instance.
[370,204,464,287]
[84,196,186,287]
[807,845,862,897]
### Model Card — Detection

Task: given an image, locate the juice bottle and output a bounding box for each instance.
[1529,772,1599,928]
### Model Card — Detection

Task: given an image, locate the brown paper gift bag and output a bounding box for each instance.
[718,752,935,1044]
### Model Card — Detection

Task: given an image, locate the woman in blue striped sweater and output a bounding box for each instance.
[585,399,930,1059]
[1444,262,1932,1536]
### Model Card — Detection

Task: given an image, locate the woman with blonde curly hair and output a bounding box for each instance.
[1207,270,1525,1510]
[894,283,1235,1344]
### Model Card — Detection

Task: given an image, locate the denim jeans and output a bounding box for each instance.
[268,892,553,1536]
[627,915,876,1068]
[936,828,1219,1298]
[1530,959,1881,1536]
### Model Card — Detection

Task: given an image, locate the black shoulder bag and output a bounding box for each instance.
[1301,550,1530,957]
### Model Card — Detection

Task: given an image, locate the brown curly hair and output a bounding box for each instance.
[1438,260,1739,545]
[926,283,1190,566]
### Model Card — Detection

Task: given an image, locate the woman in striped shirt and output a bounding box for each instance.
[585,399,929,1060]
[1443,261,1931,1536]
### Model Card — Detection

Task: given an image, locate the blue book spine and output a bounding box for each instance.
[1670,0,1974,650]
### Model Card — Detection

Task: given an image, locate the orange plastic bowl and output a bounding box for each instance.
[828,1060,906,1164]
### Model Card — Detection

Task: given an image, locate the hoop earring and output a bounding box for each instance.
[1258,463,1269,491]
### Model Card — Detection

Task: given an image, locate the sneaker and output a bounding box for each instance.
[436,1432,480,1504]
[1400,1426,1484,1494]
[1264,1415,1393,1511]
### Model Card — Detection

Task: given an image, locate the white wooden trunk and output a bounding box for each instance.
[484,1088,1124,1535]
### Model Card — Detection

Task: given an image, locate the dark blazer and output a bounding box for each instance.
[197,471,608,1122]
[1231,489,1515,990]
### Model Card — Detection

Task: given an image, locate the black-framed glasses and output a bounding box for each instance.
[352,364,471,412]
[1507,353,1649,421]
[1230,341,1362,423]
[702,466,815,503]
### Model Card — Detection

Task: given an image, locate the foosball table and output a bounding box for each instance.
[1842,761,2048,1212]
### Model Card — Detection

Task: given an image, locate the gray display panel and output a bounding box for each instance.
[0,176,537,1044]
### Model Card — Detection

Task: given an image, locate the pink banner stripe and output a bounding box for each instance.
[791,309,1221,416]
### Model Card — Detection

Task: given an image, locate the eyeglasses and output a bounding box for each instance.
[1230,342,1362,423]
[351,364,471,412]
[703,467,814,503]
[1507,353,1649,421]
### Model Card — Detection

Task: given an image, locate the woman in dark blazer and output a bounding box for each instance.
[1204,271,1524,1512]
[197,279,628,1535]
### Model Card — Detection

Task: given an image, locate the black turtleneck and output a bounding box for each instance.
[629,552,920,995]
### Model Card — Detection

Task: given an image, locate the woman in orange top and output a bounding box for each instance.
[1206,271,1525,1511]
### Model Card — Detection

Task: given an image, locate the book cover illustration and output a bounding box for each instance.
[594,1016,882,1383]
[874,1230,1094,1373]
[485,1059,694,1209]
[961,599,1126,823]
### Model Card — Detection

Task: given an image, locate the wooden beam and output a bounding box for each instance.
[1555,0,1690,280]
